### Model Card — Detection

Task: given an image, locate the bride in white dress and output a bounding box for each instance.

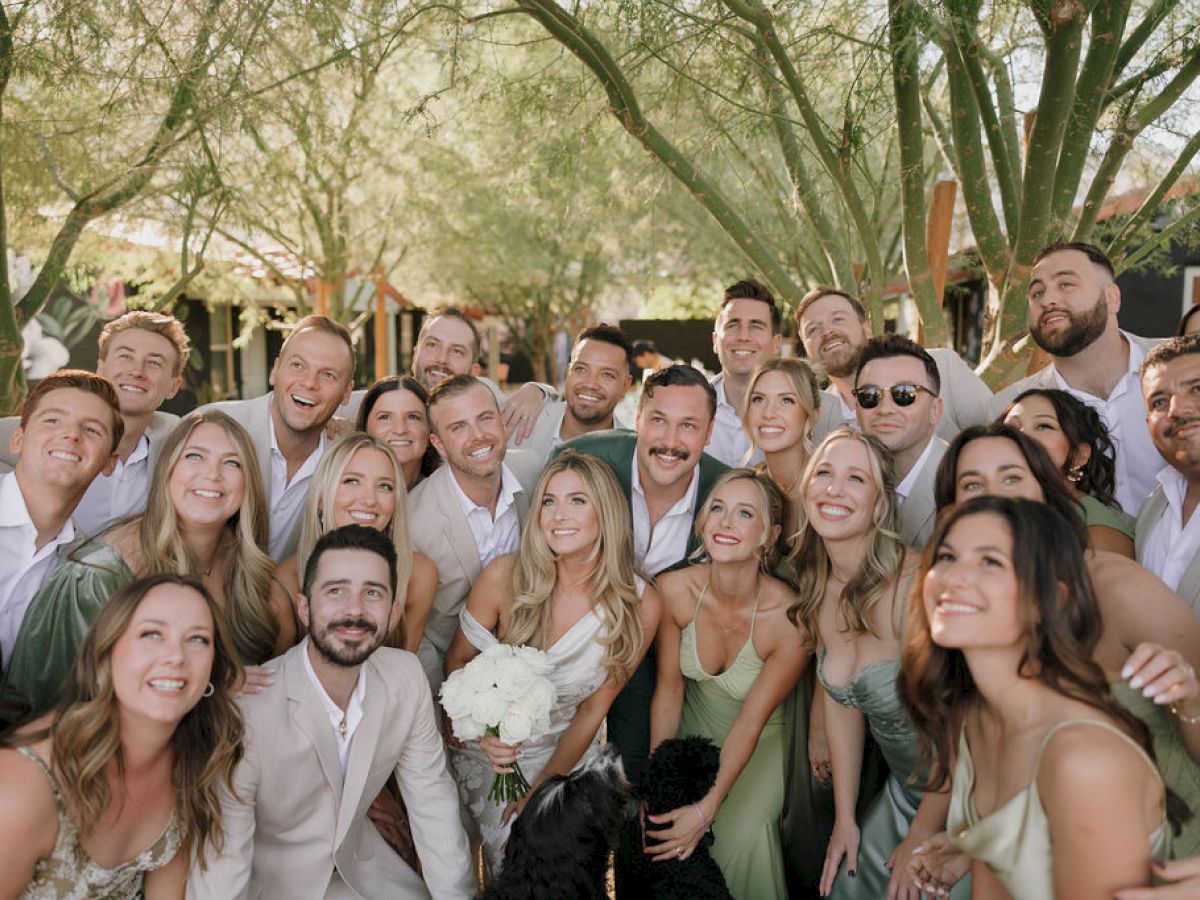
[444,450,661,878]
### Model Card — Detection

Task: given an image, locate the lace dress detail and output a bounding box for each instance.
[17,746,185,899]
[448,601,613,878]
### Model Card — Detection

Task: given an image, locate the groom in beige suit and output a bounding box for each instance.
[187,525,474,899]
[406,375,543,690]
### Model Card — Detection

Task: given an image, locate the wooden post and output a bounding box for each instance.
[926,179,957,346]
[315,279,330,317]
[373,268,388,378]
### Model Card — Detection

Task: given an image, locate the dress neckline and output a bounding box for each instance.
[816,647,899,693]
[687,578,763,678]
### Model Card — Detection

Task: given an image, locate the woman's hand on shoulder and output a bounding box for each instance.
[0,747,59,894]
[1114,855,1200,899]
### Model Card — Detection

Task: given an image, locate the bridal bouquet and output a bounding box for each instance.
[439,644,557,804]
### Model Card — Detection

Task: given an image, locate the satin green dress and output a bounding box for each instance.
[2,536,133,718]
[817,654,969,900]
[678,585,787,900]
[949,719,1170,899]
[1113,681,1200,856]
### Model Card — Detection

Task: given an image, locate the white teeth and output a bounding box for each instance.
[349,511,378,522]
[149,678,185,691]
[551,529,578,536]
[387,439,413,447]
[469,446,492,458]
[758,426,784,435]
[712,535,738,545]
[49,450,81,462]
[119,384,147,393]
[817,503,851,519]
[655,452,680,462]
[428,368,450,380]
[291,394,315,407]
[938,602,979,614]
[193,489,221,499]
[732,350,752,356]
[577,393,602,402]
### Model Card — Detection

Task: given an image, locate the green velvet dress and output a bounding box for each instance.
[677,589,788,900]
[817,653,969,899]
[2,536,133,717]
[1112,681,1200,856]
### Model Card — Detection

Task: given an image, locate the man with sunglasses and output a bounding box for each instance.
[854,334,947,547]
[795,287,991,444]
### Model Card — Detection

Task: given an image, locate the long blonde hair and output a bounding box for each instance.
[504,451,644,683]
[5,574,245,870]
[689,467,787,570]
[142,412,275,663]
[295,432,414,648]
[740,357,823,456]
[786,429,905,638]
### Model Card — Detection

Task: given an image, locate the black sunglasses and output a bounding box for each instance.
[852,383,938,409]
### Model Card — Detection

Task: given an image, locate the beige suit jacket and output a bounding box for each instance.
[899,437,948,549]
[1136,485,1200,617]
[186,644,475,900]
[407,448,543,689]
[0,409,179,474]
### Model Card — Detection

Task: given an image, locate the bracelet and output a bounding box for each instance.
[1170,704,1200,725]
[693,803,711,831]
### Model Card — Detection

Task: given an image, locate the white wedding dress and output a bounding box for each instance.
[448,603,612,878]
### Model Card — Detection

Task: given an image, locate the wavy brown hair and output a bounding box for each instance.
[143,411,276,663]
[4,573,245,868]
[899,497,1186,830]
[786,429,905,638]
[504,450,644,683]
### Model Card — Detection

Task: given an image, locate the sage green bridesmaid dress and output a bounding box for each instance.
[817,653,969,900]
[677,584,788,900]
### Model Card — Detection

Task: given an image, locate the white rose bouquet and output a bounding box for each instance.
[439,644,557,804]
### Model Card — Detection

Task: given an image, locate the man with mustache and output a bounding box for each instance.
[188,525,475,899]
[406,375,542,691]
[508,322,633,462]
[795,286,992,445]
[1136,335,1200,615]
[990,242,1161,514]
[554,363,728,896]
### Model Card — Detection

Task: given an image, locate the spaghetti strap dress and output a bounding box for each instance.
[948,718,1171,899]
[15,745,184,899]
[677,581,787,899]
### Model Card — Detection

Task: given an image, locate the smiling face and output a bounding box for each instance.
[798,294,873,379]
[712,299,781,379]
[634,384,714,491]
[364,387,430,470]
[746,369,808,454]
[923,511,1022,650]
[803,437,879,541]
[539,469,601,558]
[855,355,942,458]
[167,422,246,529]
[269,328,354,439]
[701,476,775,564]
[97,328,183,418]
[954,436,1046,504]
[330,447,396,532]
[111,583,215,725]
[1144,353,1200,479]
[564,338,631,426]
[412,315,478,390]
[300,547,396,667]
[11,387,119,491]
[428,382,506,480]
[1027,249,1116,358]
[1003,395,1075,472]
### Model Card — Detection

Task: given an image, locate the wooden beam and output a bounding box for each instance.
[315,279,330,317]
[374,268,389,379]
[926,179,958,344]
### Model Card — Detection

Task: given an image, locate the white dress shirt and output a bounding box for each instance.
[301,638,367,774]
[896,435,939,505]
[1139,467,1200,593]
[72,434,150,536]
[0,473,76,669]
[631,458,699,576]
[449,463,522,569]
[704,374,764,468]
[1051,332,1159,514]
[268,417,326,561]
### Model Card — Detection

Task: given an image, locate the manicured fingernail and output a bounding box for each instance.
[1121,663,1134,679]
[1130,675,1144,689]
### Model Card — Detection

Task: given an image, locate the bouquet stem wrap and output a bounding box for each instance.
[485,725,531,804]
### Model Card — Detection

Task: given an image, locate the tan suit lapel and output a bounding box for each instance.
[334,663,383,849]
[434,469,483,586]
[284,647,345,797]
